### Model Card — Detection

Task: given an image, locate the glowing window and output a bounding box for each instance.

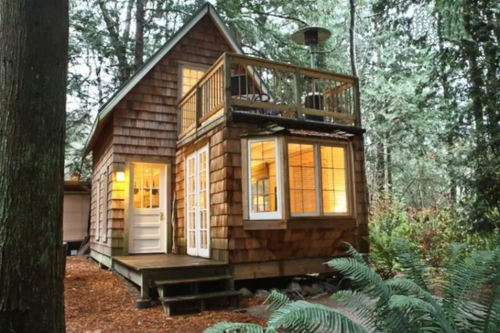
[321,146,347,214]
[181,66,207,96]
[288,143,318,215]
[248,138,281,219]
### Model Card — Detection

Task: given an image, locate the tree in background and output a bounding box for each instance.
[67,0,500,228]
[0,0,68,331]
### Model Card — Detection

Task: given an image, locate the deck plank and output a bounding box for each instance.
[113,254,226,271]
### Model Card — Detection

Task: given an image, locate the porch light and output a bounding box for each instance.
[116,171,125,182]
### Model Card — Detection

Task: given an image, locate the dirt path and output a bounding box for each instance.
[65,257,265,333]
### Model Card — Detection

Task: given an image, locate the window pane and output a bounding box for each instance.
[288,143,316,214]
[182,66,206,95]
[321,146,348,213]
[250,140,278,214]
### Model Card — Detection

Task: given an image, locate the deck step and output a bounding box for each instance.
[160,290,241,303]
[154,275,233,286]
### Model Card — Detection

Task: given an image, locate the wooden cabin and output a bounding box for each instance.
[63,181,90,254]
[83,3,368,313]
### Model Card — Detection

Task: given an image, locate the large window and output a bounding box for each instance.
[245,137,351,221]
[248,138,281,220]
[288,142,348,216]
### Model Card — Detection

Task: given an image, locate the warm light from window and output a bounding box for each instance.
[116,171,125,182]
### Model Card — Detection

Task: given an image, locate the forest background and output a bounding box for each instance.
[66,0,500,233]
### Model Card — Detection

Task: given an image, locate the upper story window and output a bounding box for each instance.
[245,137,352,221]
[248,138,282,220]
[179,63,208,99]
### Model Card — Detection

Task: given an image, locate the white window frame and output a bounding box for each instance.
[178,61,210,101]
[319,144,351,217]
[247,137,282,220]
[288,142,321,217]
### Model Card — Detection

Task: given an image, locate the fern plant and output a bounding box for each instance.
[204,241,500,333]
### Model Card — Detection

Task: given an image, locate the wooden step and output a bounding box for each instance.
[154,275,233,286]
[160,290,240,316]
[160,290,240,303]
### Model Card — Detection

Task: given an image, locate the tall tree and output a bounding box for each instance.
[0,0,68,331]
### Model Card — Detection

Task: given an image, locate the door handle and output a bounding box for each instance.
[160,212,164,221]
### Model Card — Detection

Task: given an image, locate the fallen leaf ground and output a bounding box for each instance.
[65,257,266,333]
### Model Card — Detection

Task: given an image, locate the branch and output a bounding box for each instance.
[249,9,309,26]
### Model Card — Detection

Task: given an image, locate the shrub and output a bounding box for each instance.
[368,198,499,278]
[204,243,500,333]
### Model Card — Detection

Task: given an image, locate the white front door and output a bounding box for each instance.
[186,145,210,258]
[129,163,167,254]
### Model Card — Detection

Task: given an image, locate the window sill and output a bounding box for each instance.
[242,217,356,230]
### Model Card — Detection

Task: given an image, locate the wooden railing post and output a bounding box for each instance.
[353,78,361,127]
[223,53,232,118]
[294,67,304,120]
[195,85,202,129]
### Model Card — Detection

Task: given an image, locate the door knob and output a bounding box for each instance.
[160,212,164,221]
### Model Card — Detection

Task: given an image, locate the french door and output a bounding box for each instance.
[186,145,210,258]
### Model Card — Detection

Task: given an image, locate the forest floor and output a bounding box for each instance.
[65,257,266,333]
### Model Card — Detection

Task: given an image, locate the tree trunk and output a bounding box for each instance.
[135,0,145,69]
[376,139,386,193]
[0,0,68,332]
[349,0,358,77]
[98,0,130,82]
[386,136,392,195]
[463,12,485,145]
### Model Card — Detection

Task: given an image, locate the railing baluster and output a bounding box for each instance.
[294,67,304,120]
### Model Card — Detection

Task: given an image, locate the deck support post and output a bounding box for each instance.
[294,67,304,120]
[223,53,232,120]
[353,78,361,127]
[140,271,150,299]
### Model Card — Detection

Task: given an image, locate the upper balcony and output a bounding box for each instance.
[178,52,361,139]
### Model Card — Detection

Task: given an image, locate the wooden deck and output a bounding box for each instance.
[113,254,226,271]
[111,254,229,299]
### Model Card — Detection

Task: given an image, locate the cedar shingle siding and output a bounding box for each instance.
[90,15,232,257]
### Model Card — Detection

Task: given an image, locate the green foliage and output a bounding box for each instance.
[367,199,499,279]
[205,243,500,332]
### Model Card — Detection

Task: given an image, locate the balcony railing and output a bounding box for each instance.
[178,52,360,138]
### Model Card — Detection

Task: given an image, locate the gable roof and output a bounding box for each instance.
[83,3,243,157]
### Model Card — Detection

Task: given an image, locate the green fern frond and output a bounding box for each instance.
[392,237,429,291]
[263,290,291,312]
[344,242,367,265]
[331,290,376,329]
[443,250,492,330]
[388,295,436,314]
[327,258,393,303]
[479,246,500,332]
[267,300,368,333]
[203,322,266,333]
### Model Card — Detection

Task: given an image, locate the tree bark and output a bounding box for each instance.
[463,12,485,145]
[0,0,68,332]
[376,139,386,193]
[135,0,145,69]
[349,0,359,77]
